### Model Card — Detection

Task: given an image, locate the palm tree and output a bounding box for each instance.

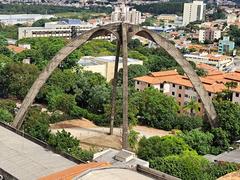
[183,98,200,117]
[225,81,238,90]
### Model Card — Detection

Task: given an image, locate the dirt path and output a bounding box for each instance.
[50,119,171,150]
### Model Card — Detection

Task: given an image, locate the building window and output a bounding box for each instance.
[179,86,182,89]
[178,101,181,105]
[185,94,188,98]
[173,84,175,88]
[198,107,201,111]
[137,81,140,85]
[236,93,239,97]
[172,92,175,96]
[136,88,140,91]
[178,94,182,98]
[160,84,164,89]
[148,84,151,87]
[208,92,211,97]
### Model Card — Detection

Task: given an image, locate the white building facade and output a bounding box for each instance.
[18,19,96,39]
[199,29,221,43]
[182,1,206,26]
[111,4,144,25]
[0,14,54,25]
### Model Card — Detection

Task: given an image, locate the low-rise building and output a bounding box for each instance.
[157,14,178,22]
[0,14,54,25]
[134,65,240,115]
[199,29,221,43]
[18,19,96,40]
[184,53,233,71]
[218,36,235,55]
[78,56,143,82]
[93,148,149,168]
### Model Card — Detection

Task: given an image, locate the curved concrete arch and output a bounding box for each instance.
[12,24,122,129]
[13,23,217,130]
[129,25,217,127]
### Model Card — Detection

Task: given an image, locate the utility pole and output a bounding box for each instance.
[121,23,129,149]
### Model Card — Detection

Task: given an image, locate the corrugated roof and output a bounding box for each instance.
[0,125,77,180]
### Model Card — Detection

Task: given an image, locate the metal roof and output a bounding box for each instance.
[0,125,77,180]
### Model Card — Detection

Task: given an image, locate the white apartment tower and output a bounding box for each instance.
[111,4,143,25]
[182,1,206,26]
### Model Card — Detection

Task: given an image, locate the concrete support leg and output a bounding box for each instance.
[121,23,129,149]
[109,41,121,135]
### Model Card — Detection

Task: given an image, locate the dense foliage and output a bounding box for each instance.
[22,108,93,161]
[0,63,39,99]
[134,2,184,15]
[214,100,240,141]
[150,150,238,180]
[135,88,179,130]
[137,136,191,161]
[0,4,112,15]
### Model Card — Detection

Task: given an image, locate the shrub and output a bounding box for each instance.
[47,92,76,114]
[214,100,240,141]
[0,108,13,123]
[149,151,212,180]
[149,150,237,180]
[48,129,93,161]
[179,129,214,155]
[70,106,105,126]
[0,99,16,114]
[23,108,50,141]
[210,128,230,154]
[173,115,203,131]
[137,136,190,161]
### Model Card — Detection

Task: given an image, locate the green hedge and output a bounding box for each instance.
[70,106,106,126]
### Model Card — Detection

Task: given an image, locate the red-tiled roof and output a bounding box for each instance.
[38,162,110,180]
[134,67,240,93]
[149,70,178,77]
[7,45,26,53]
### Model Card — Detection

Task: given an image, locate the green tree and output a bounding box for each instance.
[128,39,142,49]
[48,129,79,153]
[137,136,190,161]
[173,115,203,131]
[23,108,50,142]
[150,151,214,180]
[32,19,51,27]
[48,129,93,161]
[135,88,179,130]
[214,100,240,141]
[104,88,139,127]
[16,37,67,69]
[0,63,39,99]
[47,92,76,114]
[0,54,13,71]
[179,129,214,155]
[0,36,7,46]
[75,71,110,114]
[183,98,200,117]
[211,128,230,154]
[117,64,149,86]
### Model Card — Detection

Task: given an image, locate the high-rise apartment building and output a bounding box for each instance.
[111,4,144,25]
[199,29,221,43]
[182,1,206,26]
